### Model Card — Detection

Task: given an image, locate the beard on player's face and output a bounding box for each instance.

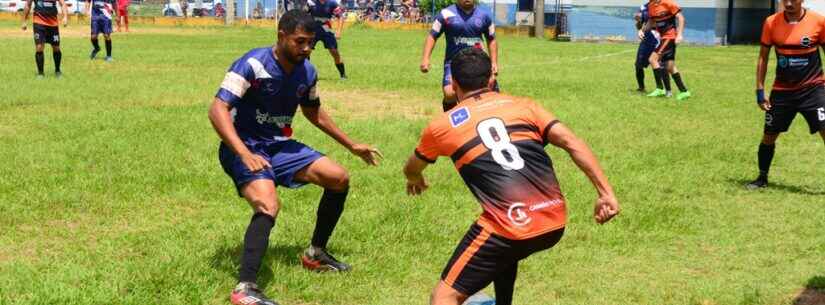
[278,29,314,64]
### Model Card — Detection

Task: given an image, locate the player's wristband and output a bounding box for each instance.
[756,89,766,105]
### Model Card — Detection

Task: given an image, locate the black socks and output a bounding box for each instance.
[656,68,671,92]
[672,72,688,92]
[105,39,112,57]
[335,63,346,78]
[758,143,776,178]
[35,51,44,74]
[53,51,61,73]
[635,67,645,90]
[311,188,348,249]
[238,212,275,283]
[91,38,100,51]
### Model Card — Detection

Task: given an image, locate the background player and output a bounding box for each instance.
[420,0,497,111]
[87,0,116,61]
[20,0,68,78]
[639,0,691,100]
[748,0,825,189]
[116,0,129,32]
[633,2,660,92]
[308,0,347,79]
[404,48,619,305]
[208,10,381,305]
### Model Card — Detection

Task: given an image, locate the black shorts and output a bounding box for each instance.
[440,223,564,295]
[655,39,676,62]
[766,85,825,134]
[33,23,60,45]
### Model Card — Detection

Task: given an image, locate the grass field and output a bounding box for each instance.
[0,21,824,305]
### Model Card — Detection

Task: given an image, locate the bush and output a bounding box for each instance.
[417,0,455,16]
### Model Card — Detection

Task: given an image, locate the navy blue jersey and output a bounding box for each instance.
[215,47,320,145]
[89,0,115,19]
[430,5,495,63]
[308,0,343,32]
[638,4,659,48]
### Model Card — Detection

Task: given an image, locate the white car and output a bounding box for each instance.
[163,0,215,16]
[0,0,26,12]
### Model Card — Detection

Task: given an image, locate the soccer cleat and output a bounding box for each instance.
[340,76,347,80]
[746,176,768,190]
[230,282,279,305]
[90,49,99,60]
[646,88,666,97]
[55,71,62,79]
[676,91,692,101]
[105,56,113,62]
[301,247,351,272]
[36,74,45,79]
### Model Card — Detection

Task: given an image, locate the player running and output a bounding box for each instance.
[420,0,497,112]
[307,0,347,79]
[747,0,825,189]
[20,0,68,78]
[404,48,619,305]
[86,0,116,61]
[639,0,691,100]
[209,10,382,305]
[633,2,661,92]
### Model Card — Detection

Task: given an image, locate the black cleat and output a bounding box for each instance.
[230,282,279,305]
[300,247,351,272]
[746,176,768,190]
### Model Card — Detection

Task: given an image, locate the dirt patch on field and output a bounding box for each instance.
[790,288,825,305]
[318,88,438,120]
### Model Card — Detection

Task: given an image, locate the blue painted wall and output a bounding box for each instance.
[566,6,719,44]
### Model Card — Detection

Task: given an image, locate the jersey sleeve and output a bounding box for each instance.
[760,17,773,46]
[666,0,681,15]
[430,11,446,38]
[527,101,560,145]
[414,124,440,163]
[483,13,496,41]
[216,56,255,107]
[302,78,321,107]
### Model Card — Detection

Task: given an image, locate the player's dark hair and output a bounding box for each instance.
[278,9,317,34]
[450,48,492,91]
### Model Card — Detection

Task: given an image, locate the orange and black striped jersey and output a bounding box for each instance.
[33,0,60,27]
[647,0,680,39]
[415,92,567,240]
[761,10,825,91]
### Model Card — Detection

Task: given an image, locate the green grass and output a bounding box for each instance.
[1,21,824,305]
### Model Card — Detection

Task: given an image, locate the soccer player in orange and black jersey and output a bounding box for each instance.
[21,0,68,78]
[403,48,620,305]
[748,0,825,189]
[640,0,691,100]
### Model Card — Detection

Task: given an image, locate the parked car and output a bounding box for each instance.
[163,0,215,16]
[0,0,26,12]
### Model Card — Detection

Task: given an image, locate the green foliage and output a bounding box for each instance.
[418,0,455,16]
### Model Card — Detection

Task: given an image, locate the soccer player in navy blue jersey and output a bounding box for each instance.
[420,0,498,111]
[86,0,116,61]
[208,10,381,305]
[633,3,660,92]
[308,0,348,79]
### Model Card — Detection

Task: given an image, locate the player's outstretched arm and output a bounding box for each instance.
[21,0,32,30]
[403,154,429,196]
[300,105,382,165]
[756,45,771,111]
[545,122,619,224]
[58,0,68,26]
[421,35,437,73]
[208,98,271,172]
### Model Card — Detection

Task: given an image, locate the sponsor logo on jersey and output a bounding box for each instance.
[255,109,294,125]
[507,203,532,227]
[450,107,470,127]
[801,36,812,48]
[454,36,483,47]
[778,55,789,68]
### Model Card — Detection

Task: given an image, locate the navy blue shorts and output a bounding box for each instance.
[635,32,659,68]
[219,140,324,197]
[91,17,113,35]
[313,30,338,50]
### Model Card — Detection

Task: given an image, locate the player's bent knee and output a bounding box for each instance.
[247,196,280,216]
[327,169,350,191]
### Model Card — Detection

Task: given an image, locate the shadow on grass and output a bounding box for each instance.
[210,242,305,287]
[791,276,825,305]
[728,178,825,196]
